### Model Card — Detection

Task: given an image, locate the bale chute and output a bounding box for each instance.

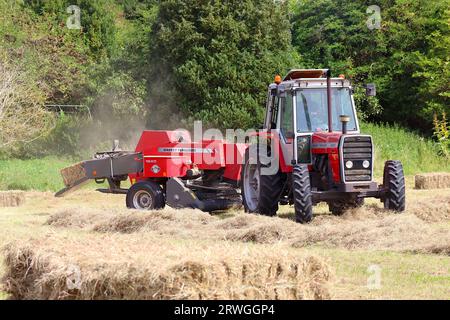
[55,162,90,197]
[55,152,143,198]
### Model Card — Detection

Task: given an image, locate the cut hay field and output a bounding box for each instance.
[0,181,449,300]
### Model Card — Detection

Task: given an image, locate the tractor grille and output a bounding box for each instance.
[341,136,373,182]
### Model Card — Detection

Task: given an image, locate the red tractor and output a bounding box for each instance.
[57,69,405,223]
[241,69,405,223]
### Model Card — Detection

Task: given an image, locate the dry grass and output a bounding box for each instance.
[0,191,25,207]
[45,196,450,255]
[1,187,449,300]
[415,173,450,190]
[2,234,331,300]
[405,195,450,223]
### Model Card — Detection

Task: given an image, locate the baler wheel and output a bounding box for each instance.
[382,160,406,212]
[126,181,165,210]
[241,151,283,216]
[292,164,313,224]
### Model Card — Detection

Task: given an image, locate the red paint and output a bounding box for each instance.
[311,132,342,183]
[129,130,346,185]
[130,130,247,183]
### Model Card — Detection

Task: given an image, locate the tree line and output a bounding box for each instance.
[0,0,448,156]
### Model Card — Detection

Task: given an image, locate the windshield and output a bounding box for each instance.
[295,88,357,133]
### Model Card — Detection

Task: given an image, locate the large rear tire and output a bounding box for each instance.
[126,181,165,210]
[292,164,313,224]
[241,151,283,216]
[382,160,406,212]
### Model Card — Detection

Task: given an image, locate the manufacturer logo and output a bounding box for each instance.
[151,165,161,174]
[158,147,213,154]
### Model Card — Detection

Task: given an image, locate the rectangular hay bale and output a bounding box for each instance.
[2,234,331,300]
[60,162,87,187]
[415,173,450,190]
[0,191,25,207]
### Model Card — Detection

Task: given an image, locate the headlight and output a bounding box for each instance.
[363,160,371,168]
[345,161,354,169]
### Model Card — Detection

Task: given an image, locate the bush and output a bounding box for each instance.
[433,113,450,158]
[0,56,55,153]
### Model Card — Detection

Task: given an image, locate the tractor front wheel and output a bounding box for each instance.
[126,181,165,210]
[292,164,313,224]
[382,160,406,212]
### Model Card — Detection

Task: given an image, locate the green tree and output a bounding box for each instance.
[291,0,449,133]
[150,0,297,129]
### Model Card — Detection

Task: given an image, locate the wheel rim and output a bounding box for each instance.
[133,190,153,209]
[243,162,260,211]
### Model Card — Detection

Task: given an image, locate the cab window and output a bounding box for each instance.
[280,93,294,141]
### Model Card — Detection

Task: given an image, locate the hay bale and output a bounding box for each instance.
[2,235,331,300]
[60,162,86,187]
[0,191,25,207]
[415,173,450,190]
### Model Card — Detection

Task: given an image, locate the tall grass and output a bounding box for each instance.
[0,157,73,192]
[361,122,449,176]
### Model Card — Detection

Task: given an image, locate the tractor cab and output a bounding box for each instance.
[263,69,360,167]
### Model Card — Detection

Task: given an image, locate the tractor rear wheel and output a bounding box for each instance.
[241,151,283,216]
[292,164,313,224]
[382,160,406,212]
[126,181,165,210]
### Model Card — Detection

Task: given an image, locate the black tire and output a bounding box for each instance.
[382,160,406,212]
[329,198,364,216]
[241,151,283,216]
[126,181,165,210]
[292,164,313,223]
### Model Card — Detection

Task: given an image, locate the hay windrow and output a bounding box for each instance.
[290,214,450,253]
[46,208,117,229]
[406,195,450,223]
[224,223,288,244]
[45,202,450,255]
[46,207,215,233]
[0,191,25,207]
[2,235,332,300]
[415,173,450,190]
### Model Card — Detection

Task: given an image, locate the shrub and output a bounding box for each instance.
[433,112,450,158]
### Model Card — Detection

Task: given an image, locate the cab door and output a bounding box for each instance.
[277,91,294,166]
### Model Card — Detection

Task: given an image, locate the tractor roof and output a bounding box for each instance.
[283,69,328,81]
[277,69,351,89]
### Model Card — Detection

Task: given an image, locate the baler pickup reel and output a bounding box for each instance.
[55,151,143,197]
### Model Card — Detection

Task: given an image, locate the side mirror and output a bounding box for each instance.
[365,83,376,97]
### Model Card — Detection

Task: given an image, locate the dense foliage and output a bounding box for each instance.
[292,0,449,130]
[150,0,296,129]
[0,0,448,157]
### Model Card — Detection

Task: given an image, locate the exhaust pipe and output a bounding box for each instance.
[326,69,332,132]
[340,115,350,134]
